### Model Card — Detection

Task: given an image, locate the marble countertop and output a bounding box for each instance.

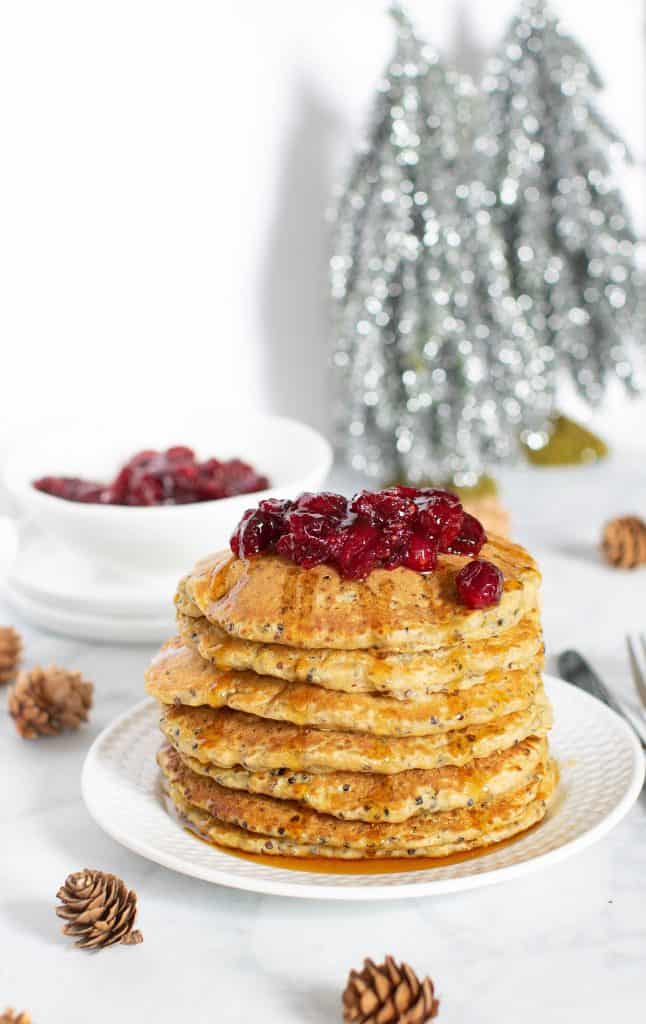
[1,454,645,1024]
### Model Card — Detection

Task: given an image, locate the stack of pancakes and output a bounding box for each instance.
[147,535,557,861]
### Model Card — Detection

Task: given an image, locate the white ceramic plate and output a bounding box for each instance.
[82,676,644,900]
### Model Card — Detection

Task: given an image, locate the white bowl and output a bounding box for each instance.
[2,411,332,579]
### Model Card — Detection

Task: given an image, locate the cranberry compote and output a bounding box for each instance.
[33,447,269,507]
[230,486,503,604]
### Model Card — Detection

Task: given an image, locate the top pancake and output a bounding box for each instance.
[180,536,540,651]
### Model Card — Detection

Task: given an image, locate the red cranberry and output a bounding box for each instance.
[215,458,269,498]
[166,446,196,462]
[285,510,333,543]
[415,496,463,549]
[455,559,503,609]
[275,511,337,568]
[279,533,329,569]
[351,488,417,525]
[231,509,281,558]
[259,498,294,516]
[295,492,347,517]
[34,476,106,503]
[173,462,200,484]
[448,513,487,556]
[128,449,158,468]
[337,521,380,579]
[402,532,438,572]
[127,473,165,506]
[274,532,297,562]
[375,521,413,568]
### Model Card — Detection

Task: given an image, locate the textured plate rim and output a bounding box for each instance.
[81,676,645,900]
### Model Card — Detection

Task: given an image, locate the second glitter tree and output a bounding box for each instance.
[330,5,553,486]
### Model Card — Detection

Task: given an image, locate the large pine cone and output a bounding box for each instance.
[8,665,93,739]
[56,869,143,950]
[343,956,439,1024]
[0,1010,31,1024]
[0,626,22,684]
[602,515,646,569]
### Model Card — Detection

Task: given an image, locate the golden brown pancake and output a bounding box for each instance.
[146,638,541,737]
[172,736,548,821]
[181,537,540,651]
[176,605,544,697]
[159,688,552,775]
[160,745,557,854]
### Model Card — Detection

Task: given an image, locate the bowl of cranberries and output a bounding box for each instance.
[3,413,332,576]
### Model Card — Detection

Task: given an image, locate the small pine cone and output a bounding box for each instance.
[0,1011,31,1024]
[56,869,143,950]
[8,665,93,739]
[343,956,439,1024]
[602,516,646,569]
[0,626,22,684]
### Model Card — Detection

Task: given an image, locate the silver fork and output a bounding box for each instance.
[626,634,646,713]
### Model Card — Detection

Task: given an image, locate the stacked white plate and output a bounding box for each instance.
[1,526,175,643]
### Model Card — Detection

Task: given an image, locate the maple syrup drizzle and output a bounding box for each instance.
[180,816,540,875]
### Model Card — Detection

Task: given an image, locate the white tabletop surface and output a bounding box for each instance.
[1,453,645,1024]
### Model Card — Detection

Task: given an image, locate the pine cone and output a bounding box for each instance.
[0,626,22,684]
[8,665,93,739]
[601,516,646,569]
[343,957,439,1024]
[0,1011,31,1024]
[56,869,143,950]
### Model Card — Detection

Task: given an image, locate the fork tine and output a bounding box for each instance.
[626,635,646,711]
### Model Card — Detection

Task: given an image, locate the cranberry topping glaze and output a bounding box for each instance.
[33,447,269,507]
[230,486,503,606]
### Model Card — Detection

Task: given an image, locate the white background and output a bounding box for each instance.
[1,0,645,445]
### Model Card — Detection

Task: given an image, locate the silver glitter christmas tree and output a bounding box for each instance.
[330,5,551,485]
[481,0,644,409]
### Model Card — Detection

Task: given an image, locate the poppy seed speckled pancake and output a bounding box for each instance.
[170,735,548,822]
[175,605,544,698]
[159,688,552,774]
[165,765,557,858]
[146,638,541,737]
[159,745,557,854]
[181,537,540,651]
